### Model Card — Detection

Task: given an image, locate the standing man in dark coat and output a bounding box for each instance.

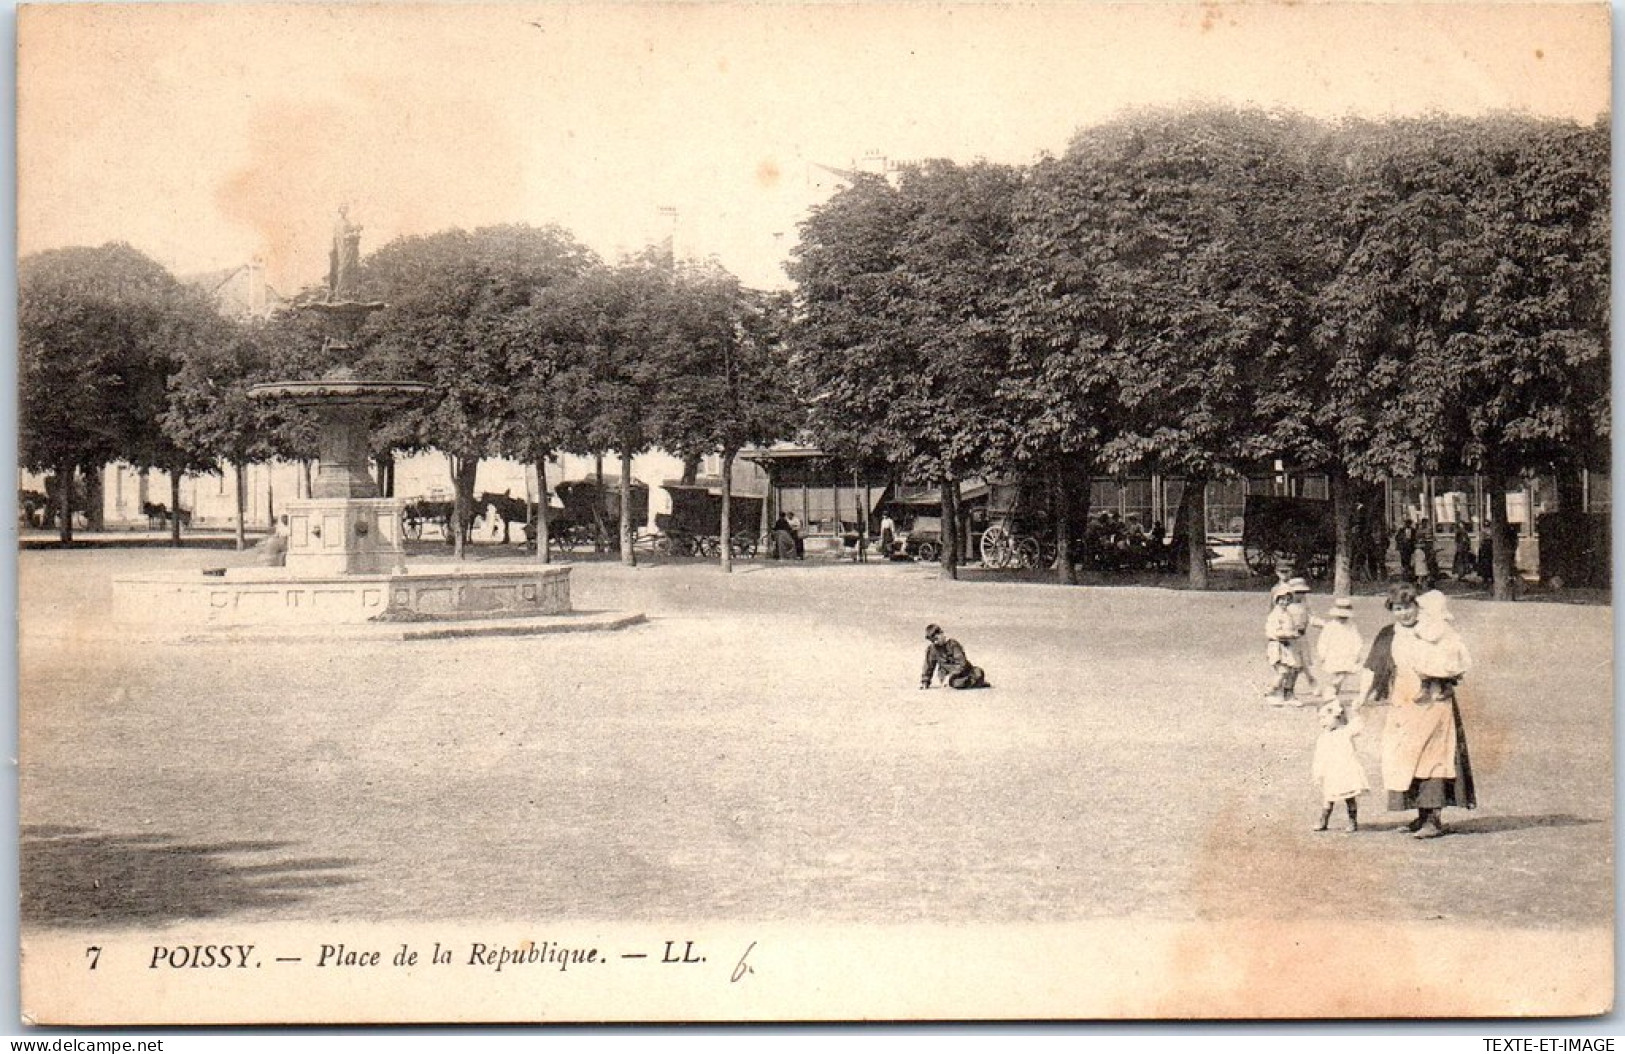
[920,624,989,690]
[1394,519,1417,583]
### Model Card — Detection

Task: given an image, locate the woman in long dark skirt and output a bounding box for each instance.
[1360,582,1477,839]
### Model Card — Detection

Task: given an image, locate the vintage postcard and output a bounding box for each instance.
[15,1,1613,1026]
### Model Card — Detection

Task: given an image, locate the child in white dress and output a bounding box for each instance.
[1312,699,1369,832]
[1313,596,1365,701]
[1264,592,1301,704]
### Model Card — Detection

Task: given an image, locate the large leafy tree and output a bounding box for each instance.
[356,224,596,558]
[651,263,797,572]
[163,313,322,549]
[540,253,679,567]
[1445,117,1610,598]
[1005,156,1129,583]
[1020,108,1320,588]
[789,160,1020,579]
[19,243,217,542]
[1299,115,1609,599]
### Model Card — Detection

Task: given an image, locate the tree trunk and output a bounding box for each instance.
[1053,462,1077,585]
[450,454,480,561]
[170,470,183,547]
[681,454,702,486]
[301,460,313,500]
[56,462,74,544]
[759,471,773,554]
[619,450,636,567]
[377,451,395,498]
[1329,463,1353,598]
[939,470,959,581]
[594,453,607,553]
[719,449,736,574]
[1184,473,1209,590]
[233,460,248,551]
[1487,468,1517,602]
[534,456,551,565]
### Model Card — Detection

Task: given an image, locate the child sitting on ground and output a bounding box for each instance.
[1313,596,1365,701]
[1411,589,1471,704]
[1311,699,1368,832]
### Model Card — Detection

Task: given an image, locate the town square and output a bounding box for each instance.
[13,0,1613,1028]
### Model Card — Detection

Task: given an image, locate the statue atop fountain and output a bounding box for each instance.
[329,204,363,299]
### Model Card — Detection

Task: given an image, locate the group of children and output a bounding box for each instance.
[1263,571,1363,706]
[1263,564,1471,834]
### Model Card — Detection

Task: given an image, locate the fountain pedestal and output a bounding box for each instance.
[107,209,639,636]
[284,497,406,576]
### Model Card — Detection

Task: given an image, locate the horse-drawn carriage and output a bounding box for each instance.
[655,482,763,558]
[400,491,532,544]
[1241,493,1335,579]
[978,480,1057,570]
[550,477,650,553]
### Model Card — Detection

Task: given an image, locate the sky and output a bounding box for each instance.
[15,2,1612,295]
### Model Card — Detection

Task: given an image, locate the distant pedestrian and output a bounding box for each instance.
[1451,522,1475,580]
[1311,699,1368,833]
[880,513,897,558]
[786,511,805,559]
[920,623,989,690]
[770,513,796,560]
[1417,519,1440,585]
[1394,519,1417,582]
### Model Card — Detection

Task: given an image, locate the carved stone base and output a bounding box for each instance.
[113,565,572,626]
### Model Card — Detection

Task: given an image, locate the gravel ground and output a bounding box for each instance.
[18,547,1614,932]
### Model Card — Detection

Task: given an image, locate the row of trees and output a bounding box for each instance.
[20,229,796,569]
[790,107,1609,599]
[21,105,1608,598]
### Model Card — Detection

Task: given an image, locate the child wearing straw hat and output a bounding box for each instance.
[1313,596,1365,701]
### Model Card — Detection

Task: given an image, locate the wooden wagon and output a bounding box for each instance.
[655,482,764,558]
[552,477,650,553]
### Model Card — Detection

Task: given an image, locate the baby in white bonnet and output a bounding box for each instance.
[1411,589,1471,703]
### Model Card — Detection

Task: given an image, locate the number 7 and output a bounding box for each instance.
[85,946,100,970]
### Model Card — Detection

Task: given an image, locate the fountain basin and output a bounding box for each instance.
[113,563,572,627]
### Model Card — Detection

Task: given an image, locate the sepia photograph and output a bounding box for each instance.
[13,0,1614,1026]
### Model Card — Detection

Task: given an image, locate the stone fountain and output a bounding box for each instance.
[112,209,597,633]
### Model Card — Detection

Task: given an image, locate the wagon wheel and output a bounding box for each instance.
[979,525,1014,568]
[553,526,583,553]
[730,531,758,558]
[697,535,722,558]
[1243,540,1288,577]
[1015,536,1043,569]
[401,510,424,541]
[915,540,942,563]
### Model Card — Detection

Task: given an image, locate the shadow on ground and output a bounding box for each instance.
[1442,813,1603,836]
[21,826,361,929]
